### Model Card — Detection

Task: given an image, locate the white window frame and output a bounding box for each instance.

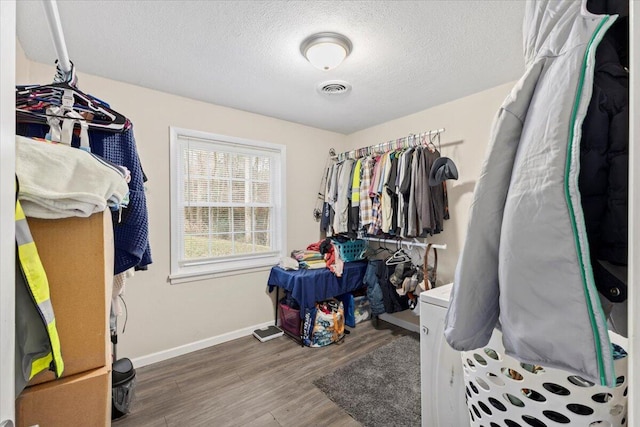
[169,127,286,284]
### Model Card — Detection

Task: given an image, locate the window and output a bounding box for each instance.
[169,127,286,283]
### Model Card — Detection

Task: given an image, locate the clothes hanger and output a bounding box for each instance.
[418,134,426,150]
[385,249,412,265]
[426,132,437,153]
[385,241,412,265]
[17,83,128,132]
[16,62,128,132]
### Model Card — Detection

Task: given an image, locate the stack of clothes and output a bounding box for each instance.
[291,249,326,270]
[288,239,346,276]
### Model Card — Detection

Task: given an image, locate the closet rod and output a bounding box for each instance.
[336,127,446,161]
[42,0,71,73]
[362,236,446,251]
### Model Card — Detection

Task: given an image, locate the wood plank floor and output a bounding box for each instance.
[113,319,416,427]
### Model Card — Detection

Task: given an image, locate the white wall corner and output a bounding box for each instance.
[15,39,31,83]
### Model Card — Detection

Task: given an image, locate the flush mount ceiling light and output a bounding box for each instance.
[300,32,352,71]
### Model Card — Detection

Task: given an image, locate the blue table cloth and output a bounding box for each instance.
[268,261,367,317]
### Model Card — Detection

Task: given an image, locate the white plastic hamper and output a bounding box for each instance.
[461,329,628,427]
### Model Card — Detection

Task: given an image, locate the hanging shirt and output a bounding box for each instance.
[368,194,381,236]
[331,162,343,233]
[359,157,374,230]
[328,163,340,210]
[375,154,389,233]
[80,126,152,272]
[351,159,362,207]
[321,163,336,234]
[387,154,400,234]
[416,147,438,235]
[380,152,394,233]
[406,148,421,237]
[349,159,362,235]
[324,163,334,205]
[335,159,354,234]
[367,155,384,235]
[398,148,414,237]
[369,155,383,199]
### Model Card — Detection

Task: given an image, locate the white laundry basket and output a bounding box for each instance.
[461,330,628,427]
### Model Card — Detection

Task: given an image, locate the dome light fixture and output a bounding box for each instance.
[300,32,352,71]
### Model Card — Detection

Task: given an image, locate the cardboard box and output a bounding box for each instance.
[27,210,113,385]
[16,366,111,427]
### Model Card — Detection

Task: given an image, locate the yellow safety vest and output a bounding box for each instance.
[15,198,64,381]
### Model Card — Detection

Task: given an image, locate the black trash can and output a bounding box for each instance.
[112,357,136,420]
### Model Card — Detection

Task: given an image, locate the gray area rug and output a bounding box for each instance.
[313,335,420,427]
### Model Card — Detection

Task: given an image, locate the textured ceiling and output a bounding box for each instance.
[16,1,526,134]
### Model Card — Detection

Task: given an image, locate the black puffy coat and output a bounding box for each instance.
[579,2,629,302]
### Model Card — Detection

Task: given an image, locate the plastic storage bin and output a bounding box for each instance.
[278,302,301,337]
[353,295,371,323]
[333,239,367,262]
[461,329,628,426]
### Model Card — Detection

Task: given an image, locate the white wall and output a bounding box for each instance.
[15,38,29,83]
[346,82,514,284]
[19,49,348,362]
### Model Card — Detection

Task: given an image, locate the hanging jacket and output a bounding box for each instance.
[445,0,620,386]
[579,0,629,303]
[428,150,448,235]
[15,196,64,394]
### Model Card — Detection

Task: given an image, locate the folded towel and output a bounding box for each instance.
[291,249,324,262]
[16,136,129,219]
[299,260,327,269]
[299,259,327,265]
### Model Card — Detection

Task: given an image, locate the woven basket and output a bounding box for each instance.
[334,239,367,262]
[461,329,628,427]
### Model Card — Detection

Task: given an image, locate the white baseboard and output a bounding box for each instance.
[379,313,420,333]
[131,320,274,368]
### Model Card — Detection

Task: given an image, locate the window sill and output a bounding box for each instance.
[168,264,275,285]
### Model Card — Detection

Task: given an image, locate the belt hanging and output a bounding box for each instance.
[423,243,438,290]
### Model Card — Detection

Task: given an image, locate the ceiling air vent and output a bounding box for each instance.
[317,80,352,96]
